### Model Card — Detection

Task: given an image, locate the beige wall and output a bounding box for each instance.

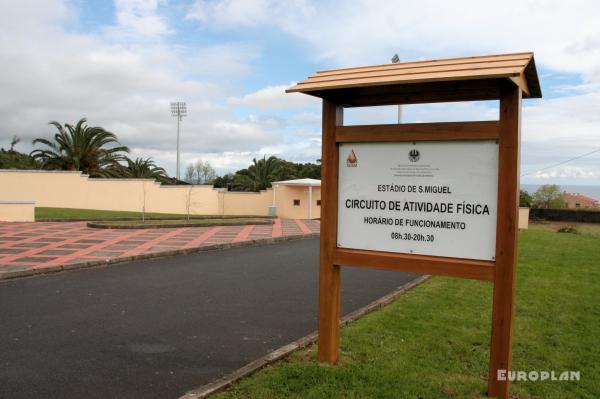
[0,170,322,219]
[221,189,274,216]
[274,185,321,219]
[518,207,529,229]
[0,170,219,215]
[0,201,35,222]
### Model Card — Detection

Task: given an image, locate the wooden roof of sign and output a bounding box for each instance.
[287,52,541,106]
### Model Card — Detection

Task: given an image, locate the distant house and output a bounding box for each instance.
[562,193,599,209]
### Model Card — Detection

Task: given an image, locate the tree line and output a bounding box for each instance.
[212,156,320,192]
[520,185,568,209]
[2,119,170,182]
[2,118,320,191]
[183,155,320,191]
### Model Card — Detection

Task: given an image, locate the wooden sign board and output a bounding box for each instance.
[337,141,499,260]
[287,52,541,399]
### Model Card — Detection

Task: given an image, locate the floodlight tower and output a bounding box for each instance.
[391,54,402,123]
[170,101,187,180]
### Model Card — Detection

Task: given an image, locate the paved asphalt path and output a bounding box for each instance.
[0,238,419,399]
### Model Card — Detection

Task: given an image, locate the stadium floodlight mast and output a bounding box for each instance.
[170,101,187,180]
[391,54,402,123]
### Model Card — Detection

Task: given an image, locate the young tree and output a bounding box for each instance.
[189,160,217,184]
[185,184,193,220]
[533,184,566,209]
[184,163,196,183]
[200,161,216,184]
[140,180,148,222]
[194,160,204,184]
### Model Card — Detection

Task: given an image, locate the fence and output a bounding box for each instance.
[529,208,600,223]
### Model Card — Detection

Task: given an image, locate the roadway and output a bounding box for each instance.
[0,238,419,398]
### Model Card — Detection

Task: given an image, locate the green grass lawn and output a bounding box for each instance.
[35,207,184,220]
[214,223,600,399]
[530,220,600,238]
[94,218,271,227]
[36,207,190,220]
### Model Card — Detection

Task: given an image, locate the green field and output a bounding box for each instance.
[92,218,271,228]
[35,207,186,220]
[214,223,600,399]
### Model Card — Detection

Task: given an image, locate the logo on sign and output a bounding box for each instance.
[409,149,420,162]
[347,149,358,167]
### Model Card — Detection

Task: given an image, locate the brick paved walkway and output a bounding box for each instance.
[0,219,319,280]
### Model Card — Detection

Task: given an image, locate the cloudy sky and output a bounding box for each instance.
[1,0,599,185]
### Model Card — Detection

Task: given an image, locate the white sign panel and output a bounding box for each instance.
[337,141,499,261]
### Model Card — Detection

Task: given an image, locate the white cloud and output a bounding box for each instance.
[524,93,600,145]
[0,0,72,32]
[0,0,279,177]
[186,0,270,26]
[182,43,261,80]
[109,0,173,38]
[530,166,600,180]
[2,0,600,185]
[187,0,600,82]
[344,101,499,126]
[185,0,600,183]
[256,135,322,164]
[520,91,600,182]
[186,0,315,28]
[228,83,318,110]
[290,112,321,126]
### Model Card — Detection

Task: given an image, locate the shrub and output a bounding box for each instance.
[557,226,579,234]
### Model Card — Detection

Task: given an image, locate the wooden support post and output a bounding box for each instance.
[317,100,343,364]
[488,82,521,398]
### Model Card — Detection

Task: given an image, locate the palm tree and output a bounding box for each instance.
[30,118,129,177]
[233,156,280,191]
[120,157,168,180]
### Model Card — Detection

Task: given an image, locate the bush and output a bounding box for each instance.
[557,226,579,234]
[520,189,532,207]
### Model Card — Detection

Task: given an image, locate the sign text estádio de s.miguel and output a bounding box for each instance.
[287,52,541,399]
[338,141,498,260]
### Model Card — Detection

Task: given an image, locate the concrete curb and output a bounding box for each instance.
[0,233,319,282]
[87,219,274,229]
[179,274,431,399]
[37,215,276,222]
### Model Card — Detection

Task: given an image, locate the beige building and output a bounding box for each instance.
[271,179,321,220]
[0,170,321,221]
[562,193,599,209]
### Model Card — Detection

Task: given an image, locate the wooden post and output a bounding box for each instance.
[488,82,521,398]
[318,100,343,364]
